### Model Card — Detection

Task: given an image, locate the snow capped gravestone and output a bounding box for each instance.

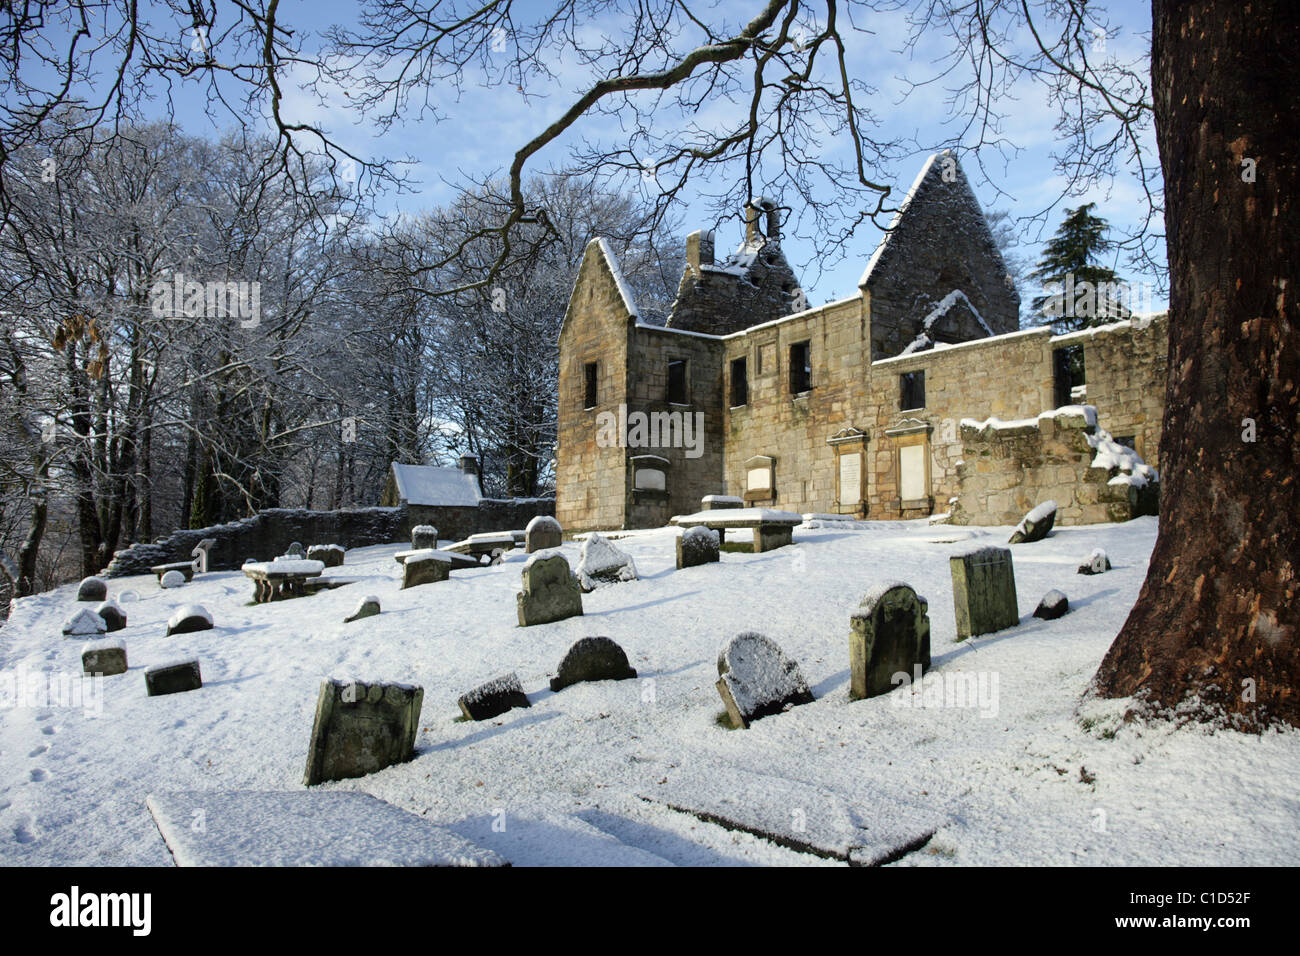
[191,537,217,574]
[344,595,381,623]
[676,526,720,569]
[411,525,439,551]
[307,544,345,568]
[160,569,187,589]
[285,542,305,559]
[95,601,127,633]
[166,605,213,636]
[77,577,108,602]
[303,678,424,786]
[63,609,107,639]
[82,637,127,676]
[549,637,637,692]
[1008,500,1057,544]
[458,672,531,720]
[146,659,202,696]
[525,515,563,553]
[849,583,931,701]
[575,533,638,591]
[949,545,1019,640]
[1033,589,1070,620]
[1078,548,1112,575]
[516,553,583,627]
[715,632,814,729]
[402,550,452,589]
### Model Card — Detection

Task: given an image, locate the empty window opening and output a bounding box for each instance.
[584,362,598,409]
[900,370,926,410]
[730,357,748,407]
[667,360,689,404]
[789,341,811,394]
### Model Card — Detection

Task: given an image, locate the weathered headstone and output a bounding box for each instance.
[575,533,638,591]
[77,576,108,602]
[525,515,563,553]
[307,544,345,567]
[458,672,531,720]
[402,551,452,588]
[344,594,381,623]
[166,604,213,636]
[949,545,1019,640]
[676,526,720,569]
[516,553,583,627]
[95,600,127,633]
[1033,589,1069,620]
[849,582,931,701]
[160,569,186,589]
[191,537,217,574]
[285,541,305,559]
[715,632,813,729]
[1009,500,1058,544]
[411,525,439,551]
[82,637,127,676]
[1077,548,1112,575]
[63,608,107,639]
[303,678,424,786]
[549,637,637,692]
[146,659,202,696]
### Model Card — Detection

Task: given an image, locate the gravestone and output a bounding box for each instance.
[715,632,813,729]
[307,544,345,568]
[285,542,305,559]
[410,525,439,551]
[458,672,531,720]
[549,637,637,692]
[303,678,424,786]
[516,553,583,627]
[345,595,381,623]
[191,537,217,574]
[77,577,108,602]
[949,545,1019,640]
[166,604,213,636]
[1077,548,1112,575]
[1033,589,1070,620]
[849,582,931,701]
[160,569,186,589]
[402,551,452,589]
[525,515,563,553]
[676,526,721,569]
[575,533,638,591]
[95,601,127,633]
[63,609,107,639]
[146,659,202,696]
[1009,500,1058,544]
[82,637,127,676]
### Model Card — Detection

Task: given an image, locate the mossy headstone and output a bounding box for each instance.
[849,583,931,701]
[949,545,1019,640]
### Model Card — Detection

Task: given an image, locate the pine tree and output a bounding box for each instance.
[1029,204,1129,331]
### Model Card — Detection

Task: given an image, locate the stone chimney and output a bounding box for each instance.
[744,198,778,246]
[458,453,479,477]
[744,202,761,246]
[685,229,715,277]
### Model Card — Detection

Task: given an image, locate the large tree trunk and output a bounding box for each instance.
[1093,0,1299,725]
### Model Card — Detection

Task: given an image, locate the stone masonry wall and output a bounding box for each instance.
[948,409,1156,526]
[100,507,406,578]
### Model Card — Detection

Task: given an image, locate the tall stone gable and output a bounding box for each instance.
[555,240,638,531]
[861,151,1020,359]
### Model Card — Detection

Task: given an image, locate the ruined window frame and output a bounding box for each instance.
[583,361,598,410]
[900,370,926,411]
[730,356,748,408]
[667,359,689,405]
[788,340,812,395]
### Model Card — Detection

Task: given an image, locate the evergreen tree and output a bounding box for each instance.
[1029,203,1129,331]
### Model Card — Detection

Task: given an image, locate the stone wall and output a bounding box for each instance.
[100,507,406,578]
[948,408,1159,526]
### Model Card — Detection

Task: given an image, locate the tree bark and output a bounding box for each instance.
[1093,0,1299,725]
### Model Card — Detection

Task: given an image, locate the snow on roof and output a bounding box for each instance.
[390,463,482,507]
[595,238,639,319]
[900,289,996,355]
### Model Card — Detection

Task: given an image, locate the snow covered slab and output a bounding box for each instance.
[671,508,803,527]
[146,791,508,867]
[640,762,945,866]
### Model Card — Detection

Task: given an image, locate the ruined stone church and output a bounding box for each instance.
[555,152,1168,531]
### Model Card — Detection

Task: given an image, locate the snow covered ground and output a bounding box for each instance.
[2,516,1297,866]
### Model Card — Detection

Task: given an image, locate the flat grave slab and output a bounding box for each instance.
[146,791,507,867]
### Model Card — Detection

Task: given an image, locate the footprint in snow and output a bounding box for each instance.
[29,769,48,782]
[12,817,39,844]
[28,745,48,758]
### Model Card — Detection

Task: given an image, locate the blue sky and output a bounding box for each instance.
[142,0,1168,311]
